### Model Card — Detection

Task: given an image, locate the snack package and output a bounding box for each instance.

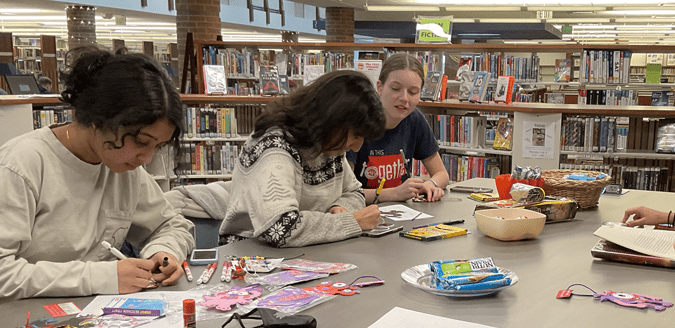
[474,197,578,222]
[429,258,504,291]
[509,183,545,202]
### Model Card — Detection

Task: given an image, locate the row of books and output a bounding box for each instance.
[202,46,353,79]
[558,163,670,192]
[411,154,501,184]
[579,49,632,84]
[182,104,263,138]
[458,53,540,82]
[183,106,238,139]
[426,114,488,149]
[577,89,639,106]
[561,116,629,152]
[32,108,74,130]
[442,154,501,183]
[177,141,239,176]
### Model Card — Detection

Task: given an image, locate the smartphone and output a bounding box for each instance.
[362,224,403,238]
[450,186,493,193]
[189,248,219,266]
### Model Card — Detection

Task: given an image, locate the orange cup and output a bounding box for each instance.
[495,174,514,200]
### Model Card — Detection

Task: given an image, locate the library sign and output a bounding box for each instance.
[416,16,453,44]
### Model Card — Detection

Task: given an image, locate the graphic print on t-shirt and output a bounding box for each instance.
[361,154,406,188]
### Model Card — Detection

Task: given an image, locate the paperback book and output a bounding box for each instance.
[203,65,227,95]
[420,70,443,101]
[494,76,515,103]
[591,239,675,268]
[102,297,165,317]
[493,117,513,150]
[399,223,467,242]
[469,71,488,102]
[259,65,280,95]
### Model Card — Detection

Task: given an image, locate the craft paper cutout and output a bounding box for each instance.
[303,281,360,296]
[594,290,673,311]
[199,285,263,312]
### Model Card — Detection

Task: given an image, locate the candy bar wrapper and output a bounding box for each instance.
[509,183,545,202]
[430,258,498,277]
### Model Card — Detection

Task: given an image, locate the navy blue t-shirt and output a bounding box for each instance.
[346,108,439,189]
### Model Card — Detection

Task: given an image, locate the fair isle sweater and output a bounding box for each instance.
[219,128,366,247]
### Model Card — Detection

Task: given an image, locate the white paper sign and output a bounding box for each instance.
[522,121,555,159]
[355,60,383,87]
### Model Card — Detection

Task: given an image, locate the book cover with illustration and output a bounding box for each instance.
[554,59,571,82]
[494,76,515,103]
[420,70,443,101]
[469,71,488,102]
[102,297,164,317]
[259,65,280,95]
[493,117,513,150]
[203,65,227,95]
[400,223,467,242]
[278,75,290,95]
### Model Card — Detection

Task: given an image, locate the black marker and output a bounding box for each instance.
[412,219,465,230]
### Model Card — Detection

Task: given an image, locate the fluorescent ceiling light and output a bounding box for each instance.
[615,18,675,23]
[417,0,664,4]
[366,6,440,11]
[444,6,521,11]
[479,18,540,23]
[528,6,605,11]
[0,16,65,21]
[545,18,612,23]
[0,9,42,13]
[599,10,675,15]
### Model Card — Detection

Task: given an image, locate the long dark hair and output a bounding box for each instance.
[253,70,386,157]
[60,46,183,159]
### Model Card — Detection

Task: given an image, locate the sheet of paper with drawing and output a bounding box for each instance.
[379,204,433,221]
[593,223,675,260]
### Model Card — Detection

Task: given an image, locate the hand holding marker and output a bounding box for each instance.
[373,178,386,204]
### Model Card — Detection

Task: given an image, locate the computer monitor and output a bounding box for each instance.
[4,75,41,95]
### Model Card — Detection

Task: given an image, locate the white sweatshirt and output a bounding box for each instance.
[0,126,195,300]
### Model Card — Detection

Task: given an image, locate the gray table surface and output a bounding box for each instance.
[2,178,674,328]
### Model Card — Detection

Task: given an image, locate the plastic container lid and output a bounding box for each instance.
[183,299,195,313]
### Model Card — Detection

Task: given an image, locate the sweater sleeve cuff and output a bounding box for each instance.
[89,261,119,295]
[141,245,185,263]
[336,212,363,238]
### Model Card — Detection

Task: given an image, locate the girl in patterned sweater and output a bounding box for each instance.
[219,70,386,247]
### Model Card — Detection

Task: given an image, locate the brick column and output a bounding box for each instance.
[176,0,221,85]
[325,7,354,43]
[66,6,96,49]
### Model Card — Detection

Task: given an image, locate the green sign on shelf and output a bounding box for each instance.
[416,16,453,44]
[562,26,572,34]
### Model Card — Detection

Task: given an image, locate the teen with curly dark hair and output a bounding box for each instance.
[219,70,386,247]
[0,46,195,300]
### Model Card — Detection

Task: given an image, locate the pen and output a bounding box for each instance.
[373,177,386,204]
[182,261,193,282]
[410,211,422,221]
[399,149,408,177]
[413,219,465,230]
[101,241,127,260]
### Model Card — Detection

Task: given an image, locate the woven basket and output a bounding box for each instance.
[541,169,612,209]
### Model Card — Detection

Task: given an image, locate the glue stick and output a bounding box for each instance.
[183,299,196,328]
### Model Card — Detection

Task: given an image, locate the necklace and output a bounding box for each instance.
[66,126,73,151]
